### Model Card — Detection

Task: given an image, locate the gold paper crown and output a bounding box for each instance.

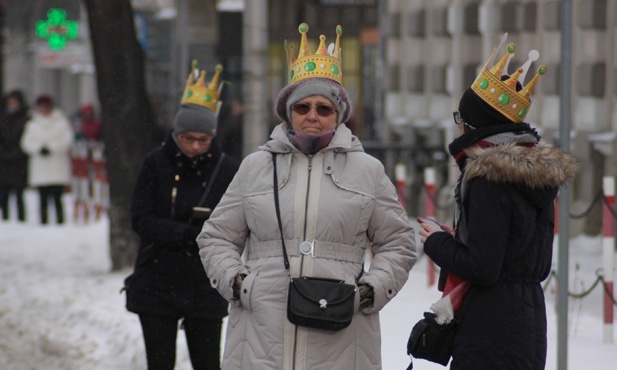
[471,34,547,123]
[286,23,343,85]
[181,60,224,114]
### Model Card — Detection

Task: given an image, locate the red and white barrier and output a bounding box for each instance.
[71,140,90,223]
[395,163,407,210]
[424,167,437,287]
[602,176,614,343]
[92,143,109,220]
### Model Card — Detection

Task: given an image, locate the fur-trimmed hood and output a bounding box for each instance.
[464,140,577,207]
[464,141,577,188]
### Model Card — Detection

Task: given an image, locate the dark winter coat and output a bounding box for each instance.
[424,141,576,370]
[0,107,30,188]
[125,134,240,319]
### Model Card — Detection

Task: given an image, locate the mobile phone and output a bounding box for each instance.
[417,217,444,231]
[192,207,212,220]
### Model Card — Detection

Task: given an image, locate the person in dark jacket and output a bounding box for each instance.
[125,61,240,370]
[0,90,30,222]
[418,38,577,369]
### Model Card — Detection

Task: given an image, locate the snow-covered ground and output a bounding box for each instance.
[0,190,615,369]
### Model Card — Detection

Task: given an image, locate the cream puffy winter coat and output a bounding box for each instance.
[20,109,74,187]
[198,123,416,370]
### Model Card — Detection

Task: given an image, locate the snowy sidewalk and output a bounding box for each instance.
[0,194,615,369]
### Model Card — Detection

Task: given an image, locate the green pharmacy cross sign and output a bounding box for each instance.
[36,8,79,51]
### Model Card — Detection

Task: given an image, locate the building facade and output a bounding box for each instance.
[382,0,614,234]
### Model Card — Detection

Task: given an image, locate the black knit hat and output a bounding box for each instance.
[458,76,524,129]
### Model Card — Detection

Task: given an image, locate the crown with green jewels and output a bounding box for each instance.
[181,60,224,114]
[286,23,343,85]
[471,34,547,123]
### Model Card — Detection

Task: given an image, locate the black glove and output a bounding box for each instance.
[358,284,374,309]
[183,225,202,248]
[40,147,51,156]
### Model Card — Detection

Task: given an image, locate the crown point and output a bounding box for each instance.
[507,43,516,53]
[191,59,198,68]
[299,23,308,33]
[317,35,328,54]
[216,64,223,73]
[538,65,547,75]
[336,25,342,36]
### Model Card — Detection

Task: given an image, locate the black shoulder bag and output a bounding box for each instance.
[406,306,460,369]
[272,153,356,331]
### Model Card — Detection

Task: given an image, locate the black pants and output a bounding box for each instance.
[0,185,26,221]
[138,313,222,370]
[38,185,65,224]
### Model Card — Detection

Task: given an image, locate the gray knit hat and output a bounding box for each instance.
[172,103,217,137]
[275,77,352,125]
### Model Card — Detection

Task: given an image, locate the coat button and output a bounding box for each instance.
[212,279,217,284]
[243,289,248,294]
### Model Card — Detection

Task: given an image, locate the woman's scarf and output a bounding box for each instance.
[448,122,538,170]
[431,126,540,325]
[287,129,336,155]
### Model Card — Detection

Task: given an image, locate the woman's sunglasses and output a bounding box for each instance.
[291,103,337,117]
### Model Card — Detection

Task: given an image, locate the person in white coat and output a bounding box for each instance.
[21,95,74,224]
[198,24,417,369]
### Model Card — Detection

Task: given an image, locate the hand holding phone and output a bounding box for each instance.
[190,207,212,224]
[417,217,444,232]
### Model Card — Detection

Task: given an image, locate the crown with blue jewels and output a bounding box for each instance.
[471,33,547,123]
[285,23,343,85]
[181,60,224,114]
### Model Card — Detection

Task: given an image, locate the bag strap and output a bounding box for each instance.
[196,153,226,208]
[272,153,290,270]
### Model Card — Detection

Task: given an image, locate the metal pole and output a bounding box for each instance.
[241,0,268,157]
[374,0,385,139]
[557,0,573,369]
[178,0,189,87]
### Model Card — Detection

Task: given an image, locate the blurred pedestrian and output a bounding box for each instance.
[75,103,102,143]
[0,90,30,222]
[124,61,240,370]
[20,94,74,225]
[418,37,577,369]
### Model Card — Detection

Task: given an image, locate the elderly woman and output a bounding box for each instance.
[198,24,416,369]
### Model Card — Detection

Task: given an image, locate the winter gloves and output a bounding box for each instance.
[230,274,375,309]
[358,284,374,309]
[233,274,247,300]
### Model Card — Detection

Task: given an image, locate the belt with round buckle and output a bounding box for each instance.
[299,240,314,256]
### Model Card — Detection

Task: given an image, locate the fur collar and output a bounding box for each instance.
[463,141,577,189]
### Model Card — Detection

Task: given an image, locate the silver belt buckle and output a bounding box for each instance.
[299,240,314,257]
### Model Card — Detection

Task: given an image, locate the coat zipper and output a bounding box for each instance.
[293,155,313,370]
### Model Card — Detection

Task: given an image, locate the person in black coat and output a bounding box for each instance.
[418,40,577,369]
[0,90,30,222]
[125,61,240,370]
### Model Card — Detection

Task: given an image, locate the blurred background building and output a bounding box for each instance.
[3,0,614,235]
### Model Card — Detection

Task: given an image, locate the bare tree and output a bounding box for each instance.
[83,0,163,270]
